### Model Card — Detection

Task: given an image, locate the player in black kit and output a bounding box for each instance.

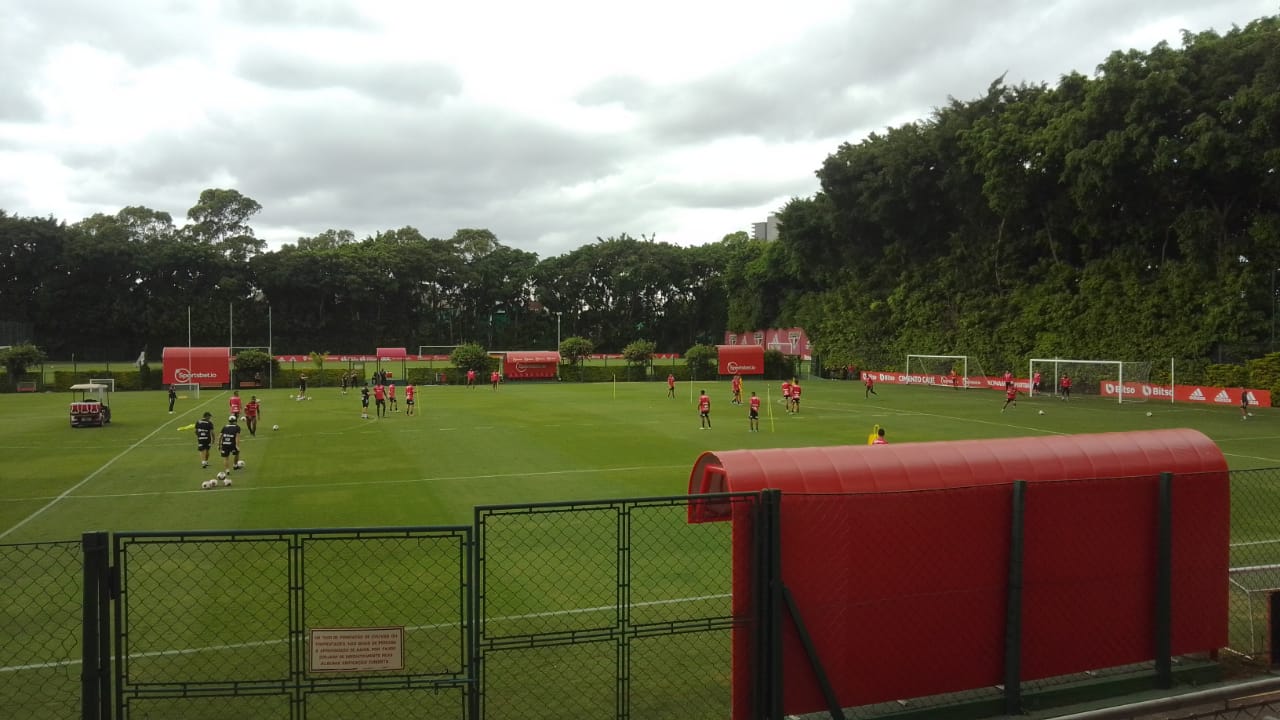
[195,411,215,469]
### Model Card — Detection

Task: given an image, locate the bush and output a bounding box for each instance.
[1204,363,1248,389]
[450,344,497,373]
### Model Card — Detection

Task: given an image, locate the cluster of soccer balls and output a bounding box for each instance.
[201,462,243,489]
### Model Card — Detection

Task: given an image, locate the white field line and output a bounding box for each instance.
[0,395,226,536]
[0,593,731,673]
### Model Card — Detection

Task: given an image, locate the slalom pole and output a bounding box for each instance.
[767,386,775,433]
[612,373,616,400]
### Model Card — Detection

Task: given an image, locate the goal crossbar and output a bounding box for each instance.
[1028,358,1152,404]
[905,355,976,389]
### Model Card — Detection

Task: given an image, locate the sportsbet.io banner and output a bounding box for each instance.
[861,370,1273,408]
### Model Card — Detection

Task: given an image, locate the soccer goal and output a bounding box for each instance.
[89,378,116,394]
[904,355,986,389]
[1028,358,1152,403]
[171,382,200,399]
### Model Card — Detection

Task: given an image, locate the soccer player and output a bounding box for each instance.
[298,374,308,400]
[244,395,261,436]
[195,411,214,468]
[872,427,888,445]
[467,369,477,388]
[490,370,500,390]
[360,383,370,419]
[667,373,676,398]
[341,372,349,395]
[1059,374,1072,401]
[790,381,802,414]
[1032,371,1042,397]
[781,379,792,411]
[1001,385,1017,412]
[219,415,241,473]
[405,382,416,416]
[167,386,177,414]
[948,368,960,389]
[229,390,242,420]
[748,391,760,432]
[387,382,398,412]
[1003,369,1013,389]
[1241,388,1251,420]
[698,390,711,429]
[731,373,742,405]
[864,373,878,398]
[373,382,387,417]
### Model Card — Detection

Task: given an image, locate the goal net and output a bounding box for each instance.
[1028,358,1152,403]
[89,378,116,394]
[171,382,200,399]
[904,355,986,389]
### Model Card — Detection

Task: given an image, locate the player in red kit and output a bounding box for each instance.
[748,391,760,432]
[490,370,500,390]
[1060,375,1072,401]
[864,373,878,398]
[667,373,676,398]
[1001,385,1017,412]
[698,390,711,429]
[780,379,792,412]
[790,382,802,414]
[404,383,416,416]
[467,369,476,388]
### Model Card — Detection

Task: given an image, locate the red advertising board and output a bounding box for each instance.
[162,347,230,388]
[717,345,764,375]
[860,370,1273,408]
[502,351,560,380]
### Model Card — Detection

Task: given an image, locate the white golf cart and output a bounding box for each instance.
[69,383,112,427]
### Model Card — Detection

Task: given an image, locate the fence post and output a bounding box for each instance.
[1004,480,1027,715]
[1154,472,1173,689]
[755,488,784,720]
[81,531,111,720]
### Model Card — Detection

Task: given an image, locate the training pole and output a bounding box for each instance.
[767,386,775,433]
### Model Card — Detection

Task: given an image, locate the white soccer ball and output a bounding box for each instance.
[289,394,295,399]
[272,424,280,431]
[222,475,233,487]
[1146,411,1153,417]
[216,471,227,481]
[1038,410,1045,415]
[235,460,245,469]
[202,479,216,489]
[1248,412,1254,417]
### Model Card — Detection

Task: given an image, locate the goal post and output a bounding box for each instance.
[904,355,984,389]
[1028,358,1153,403]
[89,378,116,394]
[171,382,200,399]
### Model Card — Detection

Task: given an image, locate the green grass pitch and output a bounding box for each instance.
[0,379,1276,542]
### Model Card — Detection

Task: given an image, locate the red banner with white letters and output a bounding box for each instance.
[862,371,1272,408]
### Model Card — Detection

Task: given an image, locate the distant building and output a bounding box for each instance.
[751,214,779,242]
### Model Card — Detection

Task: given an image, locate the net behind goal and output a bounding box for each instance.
[1028,359,1152,403]
[904,355,987,389]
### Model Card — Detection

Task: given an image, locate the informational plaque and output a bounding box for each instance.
[309,627,405,672]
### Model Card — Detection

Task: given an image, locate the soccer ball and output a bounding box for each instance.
[1146,411,1153,417]
[235,460,245,470]
[216,471,227,481]
[222,475,233,487]
[201,479,216,489]
[1038,410,1045,415]
[272,424,280,431]
[1248,412,1254,417]
[289,394,295,399]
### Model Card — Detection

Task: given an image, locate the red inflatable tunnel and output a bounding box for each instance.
[688,429,1230,716]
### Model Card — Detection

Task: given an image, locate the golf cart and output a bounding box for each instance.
[69,383,112,427]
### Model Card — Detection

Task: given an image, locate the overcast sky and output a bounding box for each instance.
[1,1,1275,258]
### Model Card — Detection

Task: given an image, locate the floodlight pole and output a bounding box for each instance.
[555,312,562,380]
[1271,267,1278,352]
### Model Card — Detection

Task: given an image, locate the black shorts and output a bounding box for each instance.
[219,446,238,458]
[749,409,759,419]
[376,399,385,406]
[406,399,414,406]
[362,398,369,407]
[700,411,710,418]
[198,440,211,451]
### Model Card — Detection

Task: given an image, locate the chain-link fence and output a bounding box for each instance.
[0,539,88,720]
[6,470,1280,720]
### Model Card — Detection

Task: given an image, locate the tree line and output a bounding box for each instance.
[2,15,1278,380]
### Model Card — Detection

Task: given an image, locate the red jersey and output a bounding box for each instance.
[781,381,792,397]
[467,370,476,382]
[1006,387,1017,401]
[749,396,760,412]
[864,376,874,388]
[698,395,710,413]
[229,396,242,413]
[791,385,802,398]
[872,437,888,445]
[405,385,415,400]
[1061,376,1072,389]
[244,400,260,418]
[374,385,385,400]
[732,376,741,390]
[387,384,396,397]
[667,374,675,388]
[490,372,500,383]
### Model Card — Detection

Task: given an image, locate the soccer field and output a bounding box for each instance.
[0,379,1274,540]
[1,379,1277,543]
